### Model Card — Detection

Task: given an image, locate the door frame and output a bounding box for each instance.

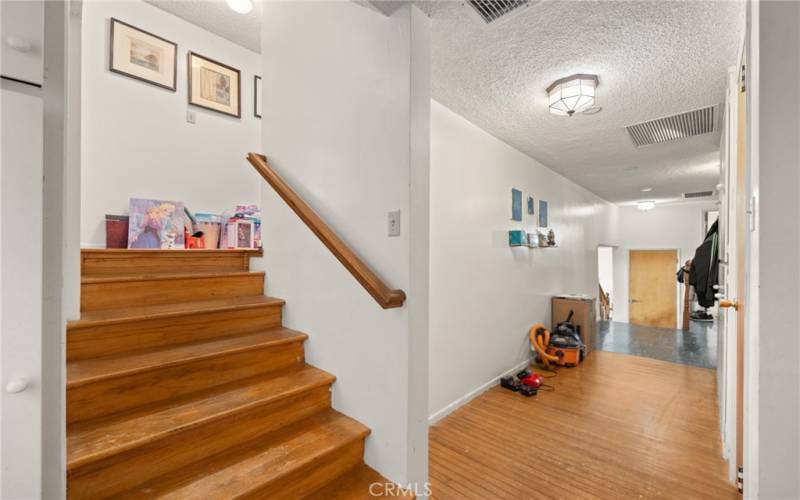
[627,248,681,329]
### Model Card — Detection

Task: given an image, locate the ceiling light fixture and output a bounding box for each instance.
[637,200,656,211]
[226,0,253,14]
[640,187,653,192]
[546,74,598,116]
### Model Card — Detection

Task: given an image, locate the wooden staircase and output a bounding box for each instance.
[67,249,410,499]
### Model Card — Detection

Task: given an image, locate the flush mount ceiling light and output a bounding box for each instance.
[226,0,253,14]
[637,200,656,211]
[546,74,598,116]
[640,187,653,192]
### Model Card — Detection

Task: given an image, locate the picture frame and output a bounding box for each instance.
[109,18,177,91]
[511,188,522,221]
[254,75,262,119]
[538,199,549,227]
[527,196,535,215]
[187,51,241,118]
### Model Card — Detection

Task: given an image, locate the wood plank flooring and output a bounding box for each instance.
[429,351,738,500]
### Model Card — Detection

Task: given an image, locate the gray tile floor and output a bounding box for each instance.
[595,320,717,369]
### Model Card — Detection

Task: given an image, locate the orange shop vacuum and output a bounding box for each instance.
[529,310,585,368]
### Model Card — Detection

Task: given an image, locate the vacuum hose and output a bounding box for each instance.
[529,323,560,368]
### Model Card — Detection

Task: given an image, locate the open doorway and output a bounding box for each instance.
[597,246,614,321]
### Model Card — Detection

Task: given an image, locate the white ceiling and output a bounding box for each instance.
[430,0,745,204]
[148,0,745,204]
[144,0,262,52]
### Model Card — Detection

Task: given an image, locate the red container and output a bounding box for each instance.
[105,215,129,248]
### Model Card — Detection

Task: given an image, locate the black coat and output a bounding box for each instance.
[689,220,719,308]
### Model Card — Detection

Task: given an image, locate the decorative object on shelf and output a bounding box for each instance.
[109,18,177,91]
[194,213,223,248]
[527,196,534,215]
[547,228,556,246]
[254,75,262,119]
[537,229,548,247]
[508,229,526,246]
[127,198,185,249]
[511,188,522,221]
[105,215,129,248]
[538,199,548,227]
[546,73,598,116]
[224,220,254,249]
[187,51,241,117]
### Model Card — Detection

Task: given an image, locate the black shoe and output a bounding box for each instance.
[501,376,521,392]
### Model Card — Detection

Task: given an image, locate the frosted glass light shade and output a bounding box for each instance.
[547,74,599,116]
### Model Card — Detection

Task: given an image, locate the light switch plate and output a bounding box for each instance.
[388,210,401,237]
[186,110,196,124]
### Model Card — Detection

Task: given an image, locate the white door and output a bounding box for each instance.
[717,63,741,485]
[1,87,44,500]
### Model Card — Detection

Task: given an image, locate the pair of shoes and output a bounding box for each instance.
[500,376,521,392]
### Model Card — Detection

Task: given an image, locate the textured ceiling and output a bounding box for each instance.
[149,0,745,204]
[431,0,745,203]
[145,0,262,52]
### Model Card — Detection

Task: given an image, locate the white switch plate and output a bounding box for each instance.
[186,110,196,124]
[388,210,401,237]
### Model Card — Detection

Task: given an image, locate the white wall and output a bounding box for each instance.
[429,100,619,421]
[81,0,261,247]
[756,2,800,497]
[612,200,717,326]
[258,2,429,487]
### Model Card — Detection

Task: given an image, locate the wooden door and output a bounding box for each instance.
[629,250,678,328]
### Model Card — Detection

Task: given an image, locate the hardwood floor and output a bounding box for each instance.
[429,351,738,500]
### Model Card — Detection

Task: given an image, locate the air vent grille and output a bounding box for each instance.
[626,106,716,147]
[683,190,715,199]
[468,0,529,23]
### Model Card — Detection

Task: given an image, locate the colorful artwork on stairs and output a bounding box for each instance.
[127,197,185,249]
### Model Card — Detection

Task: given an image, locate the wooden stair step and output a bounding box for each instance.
[67,296,285,361]
[118,410,370,499]
[305,464,416,499]
[81,270,265,312]
[67,328,306,424]
[68,366,336,499]
[81,248,262,277]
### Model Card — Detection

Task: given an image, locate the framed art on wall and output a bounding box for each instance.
[109,18,177,91]
[511,188,522,221]
[254,75,262,119]
[187,51,241,118]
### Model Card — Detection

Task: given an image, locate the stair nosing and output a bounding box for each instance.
[67,329,308,388]
[67,368,337,471]
[123,411,370,498]
[81,270,265,285]
[67,296,285,330]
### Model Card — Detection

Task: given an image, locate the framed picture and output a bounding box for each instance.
[187,51,241,117]
[527,196,535,215]
[511,188,522,221]
[254,75,262,119]
[538,199,549,227]
[109,18,177,91]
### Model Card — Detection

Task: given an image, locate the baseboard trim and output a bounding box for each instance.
[428,359,530,426]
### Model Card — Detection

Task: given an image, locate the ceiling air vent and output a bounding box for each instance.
[467,0,530,23]
[626,106,716,147]
[683,190,715,199]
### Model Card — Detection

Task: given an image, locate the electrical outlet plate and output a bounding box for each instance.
[186,110,196,124]
[388,210,400,237]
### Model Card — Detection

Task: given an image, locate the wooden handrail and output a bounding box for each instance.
[246,153,406,309]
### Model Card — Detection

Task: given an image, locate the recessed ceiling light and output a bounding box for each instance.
[637,200,656,211]
[640,187,653,192]
[226,0,253,14]
[546,74,598,117]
